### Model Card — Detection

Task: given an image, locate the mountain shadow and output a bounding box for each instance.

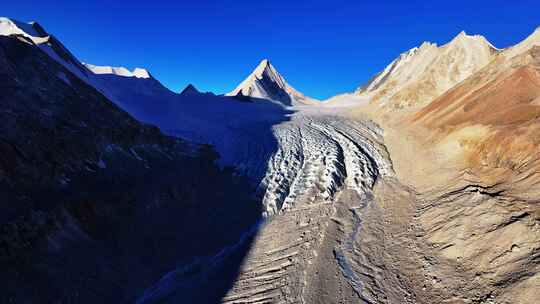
[0,34,290,303]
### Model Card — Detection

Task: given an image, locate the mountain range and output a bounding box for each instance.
[0,15,539,304]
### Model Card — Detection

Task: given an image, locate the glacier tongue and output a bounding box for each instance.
[136,106,394,304]
[259,112,391,216]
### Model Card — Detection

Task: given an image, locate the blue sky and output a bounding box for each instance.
[3,0,540,99]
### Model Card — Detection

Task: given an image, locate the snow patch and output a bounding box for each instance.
[84,63,151,79]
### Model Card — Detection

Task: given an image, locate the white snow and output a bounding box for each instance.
[0,17,43,40]
[226,59,318,106]
[318,94,370,108]
[350,30,498,108]
[84,63,151,79]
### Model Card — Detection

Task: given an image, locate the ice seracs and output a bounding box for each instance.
[227,59,318,106]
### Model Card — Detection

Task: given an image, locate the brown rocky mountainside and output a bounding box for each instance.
[349,31,540,304]
[0,35,262,303]
[415,46,540,180]
[404,46,540,303]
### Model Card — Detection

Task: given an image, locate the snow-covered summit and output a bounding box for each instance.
[83,63,151,79]
[450,30,500,50]
[0,17,48,40]
[354,30,498,109]
[227,59,317,106]
[0,17,93,84]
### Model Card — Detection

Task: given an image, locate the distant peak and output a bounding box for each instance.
[447,30,498,50]
[252,58,274,77]
[226,58,315,105]
[180,83,199,95]
[452,30,488,41]
[452,30,473,41]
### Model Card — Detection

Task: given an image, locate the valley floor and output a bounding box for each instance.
[138,103,539,304]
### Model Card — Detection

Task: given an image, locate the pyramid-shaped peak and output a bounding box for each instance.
[226,59,315,106]
[180,83,199,95]
[252,59,277,77]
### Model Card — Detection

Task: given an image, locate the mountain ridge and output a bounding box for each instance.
[354,30,499,109]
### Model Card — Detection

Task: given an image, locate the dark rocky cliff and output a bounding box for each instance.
[0,35,260,303]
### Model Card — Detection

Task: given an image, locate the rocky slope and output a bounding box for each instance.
[0,29,263,304]
[414,33,540,196]
[351,27,540,304]
[0,19,291,181]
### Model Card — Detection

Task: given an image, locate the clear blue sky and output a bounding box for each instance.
[3,0,539,99]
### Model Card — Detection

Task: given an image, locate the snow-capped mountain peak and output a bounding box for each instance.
[355,30,498,109]
[226,59,317,106]
[446,30,499,51]
[251,59,282,81]
[0,17,46,39]
[0,17,92,84]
